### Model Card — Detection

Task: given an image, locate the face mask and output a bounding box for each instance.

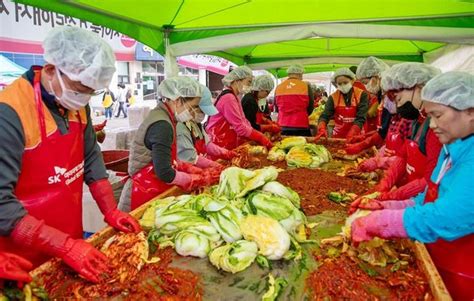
[365,78,380,95]
[397,101,420,120]
[49,68,91,110]
[241,84,251,95]
[337,83,352,94]
[257,98,267,111]
[383,95,397,114]
[194,112,205,123]
[175,101,193,122]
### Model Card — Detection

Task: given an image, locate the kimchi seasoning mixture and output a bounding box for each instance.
[277,168,368,215]
[36,247,202,300]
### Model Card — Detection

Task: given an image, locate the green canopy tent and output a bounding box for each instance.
[16,0,474,76]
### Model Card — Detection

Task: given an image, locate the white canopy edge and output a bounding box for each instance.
[246,57,404,70]
[424,44,474,73]
[169,23,474,57]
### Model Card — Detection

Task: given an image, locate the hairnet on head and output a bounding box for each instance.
[158,77,202,100]
[381,62,440,92]
[421,71,474,110]
[222,66,253,86]
[251,74,275,91]
[287,64,305,74]
[43,26,116,90]
[331,67,355,85]
[356,56,390,79]
[199,84,218,116]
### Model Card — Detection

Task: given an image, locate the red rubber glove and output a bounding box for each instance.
[379,178,427,201]
[373,156,407,193]
[221,150,237,161]
[314,122,328,141]
[249,129,273,149]
[0,252,33,283]
[347,134,366,144]
[93,120,107,132]
[11,215,110,283]
[260,123,280,134]
[345,124,361,141]
[89,179,141,233]
[175,160,204,175]
[351,210,408,243]
[196,155,222,169]
[171,171,204,192]
[345,133,384,155]
[201,168,222,186]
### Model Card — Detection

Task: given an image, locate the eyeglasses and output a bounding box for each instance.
[58,70,104,96]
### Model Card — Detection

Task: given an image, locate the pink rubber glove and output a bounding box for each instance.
[351,198,415,212]
[12,215,110,283]
[171,171,203,192]
[89,179,141,233]
[175,160,204,175]
[379,178,427,201]
[196,155,222,169]
[0,252,33,283]
[206,142,237,161]
[374,156,407,193]
[351,209,408,242]
[249,129,273,149]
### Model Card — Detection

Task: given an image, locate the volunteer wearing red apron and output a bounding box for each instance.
[351,71,474,300]
[241,74,280,135]
[206,66,272,150]
[316,67,369,140]
[275,64,314,136]
[176,85,230,172]
[118,77,211,212]
[0,27,140,284]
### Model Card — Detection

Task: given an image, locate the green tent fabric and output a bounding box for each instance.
[16,0,474,75]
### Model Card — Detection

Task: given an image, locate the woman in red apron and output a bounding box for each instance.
[315,67,369,140]
[0,27,140,283]
[241,74,280,135]
[206,66,273,150]
[119,77,211,212]
[351,71,474,300]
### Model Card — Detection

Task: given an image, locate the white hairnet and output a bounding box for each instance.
[251,74,275,91]
[331,67,355,85]
[158,76,202,100]
[43,26,116,90]
[287,64,305,74]
[356,56,390,79]
[381,62,440,91]
[222,66,253,86]
[421,71,474,110]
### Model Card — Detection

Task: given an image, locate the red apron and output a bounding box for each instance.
[190,123,206,155]
[405,118,430,182]
[0,68,85,267]
[384,132,404,157]
[130,103,177,210]
[206,89,248,150]
[331,89,361,138]
[424,156,474,301]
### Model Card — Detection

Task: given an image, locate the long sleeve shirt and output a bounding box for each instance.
[0,67,107,235]
[206,90,254,138]
[241,92,262,131]
[318,88,369,128]
[144,120,176,183]
[404,134,474,243]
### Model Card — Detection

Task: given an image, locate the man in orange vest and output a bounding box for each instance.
[0,26,140,284]
[275,64,314,136]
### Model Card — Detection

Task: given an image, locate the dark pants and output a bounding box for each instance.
[115,102,127,118]
[281,127,311,137]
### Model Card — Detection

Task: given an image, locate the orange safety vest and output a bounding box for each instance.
[275,78,310,128]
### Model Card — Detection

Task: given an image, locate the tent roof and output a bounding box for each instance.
[17,0,474,74]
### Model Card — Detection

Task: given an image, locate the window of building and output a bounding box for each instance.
[117,62,130,84]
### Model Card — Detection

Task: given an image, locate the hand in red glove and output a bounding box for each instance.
[221,150,237,161]
[196,155,222,169]
[351,210,407,243]
[93,120,107,132]
[175,160,204,175]
[373,156,406,193]
[347,134,366,144]
[201,168,221,186]
[0,252,33,283]
[249,129,273,149]
[171,171,204,192]
[345,133,384,155]
[89,179,141,233]
[12,215,110,283]
[260,123,280,134]
[378,178,427,201]
[345,125,361,141]
[314,122,328,141]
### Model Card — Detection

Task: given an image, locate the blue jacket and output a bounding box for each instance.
[404,134,474,243]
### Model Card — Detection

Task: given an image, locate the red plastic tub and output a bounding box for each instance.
[102,150,130,173]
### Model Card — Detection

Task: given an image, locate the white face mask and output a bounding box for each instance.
[337,83,352,94]
[383,95,397,114]
[194,112,205,123]
[49,68,91,110]
[175,101,193,123]
[258,98,267,111]
[365,78,380,95]
[241,84,251,95]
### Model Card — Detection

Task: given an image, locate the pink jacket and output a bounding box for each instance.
[207,92,253,137]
